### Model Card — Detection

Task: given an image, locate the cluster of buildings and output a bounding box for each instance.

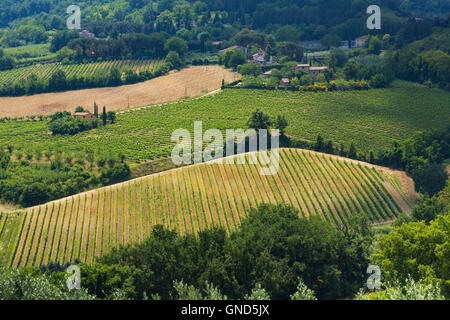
[262,63,329,87]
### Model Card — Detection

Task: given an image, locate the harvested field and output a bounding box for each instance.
[0,66,239,117]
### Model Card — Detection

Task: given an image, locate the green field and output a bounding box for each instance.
[0,81,449,164]
[3,43,55,63]
[0,149,415,267]
[0,58,163,87]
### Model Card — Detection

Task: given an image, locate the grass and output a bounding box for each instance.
[0,148,416,267]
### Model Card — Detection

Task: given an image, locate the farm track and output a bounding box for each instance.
[1,149,417,267]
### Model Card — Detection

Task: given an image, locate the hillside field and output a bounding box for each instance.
[0,81,448,163]
[0,149,417,268]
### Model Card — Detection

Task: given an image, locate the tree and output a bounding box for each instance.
[412,195,447,223]
[244,284,270,300]
[19,182,48,207]
[343,61,362,80]
[320,34,341,49]
[222,50,246,69]
[50,30,79,52]
[277,42,303,61]
[56,47,75,62]
[315,135,324,151]
[299,74,313,85]
[0,51,15,71]
[237,62,262,77]
[348,143,357,159]
[102,107,107,126]
[274,115,288,136]
[165,51,183,69]
[164,36,188,57]
[108,67,122,86]
[290,279,316,300]
[48,70,67,91]
[247,109,272,133]
[367,36,382,55]
[357,277,444,300]
[411,163,448,196]
[373,213,450,298]
[107,111,117,124]
[75,106,86,113]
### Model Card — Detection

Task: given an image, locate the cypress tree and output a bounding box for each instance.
[102,106,107,125]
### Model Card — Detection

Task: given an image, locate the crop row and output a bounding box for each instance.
[4,149,411,267]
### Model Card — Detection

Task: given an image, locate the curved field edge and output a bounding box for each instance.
[0,148,418,268]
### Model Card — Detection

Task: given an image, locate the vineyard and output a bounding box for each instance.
[0,81,448,163]
[0,59,163,86]
[0,149,417,268]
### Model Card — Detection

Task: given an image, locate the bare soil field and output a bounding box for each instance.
[0,66,239,117]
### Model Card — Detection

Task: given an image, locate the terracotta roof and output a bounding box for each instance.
[73,112,90,116]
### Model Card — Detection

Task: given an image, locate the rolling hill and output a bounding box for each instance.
[0,148,418,268]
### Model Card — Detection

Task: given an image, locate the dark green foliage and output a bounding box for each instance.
[392,28,450,90]
[102,107,107,126]
[221,50,246,69]
[0,49,15,71]
[96,204,372,300]
[165,51,183,70]
[237,62,262,77]
[50,30,79,52]
[412,195,447,224]
[48,111,94,136]
[411,163,448,196]
[247,109,272,132]
[274,115,288,136]
[99,162,131,185]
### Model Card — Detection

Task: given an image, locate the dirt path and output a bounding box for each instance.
[0,66,239,117]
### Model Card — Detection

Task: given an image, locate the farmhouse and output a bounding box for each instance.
[352,35,369,48]
[263,70,272,78]
[295,64,310,73]
[79,30,96,39]
[252,52,273,65]
[280,78,290,87]
[73,112,94,120]
[309,67,328,80]
[295,64,328,81]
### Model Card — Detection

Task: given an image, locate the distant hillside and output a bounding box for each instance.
[0,0,448,42]
[0,148,417,268]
